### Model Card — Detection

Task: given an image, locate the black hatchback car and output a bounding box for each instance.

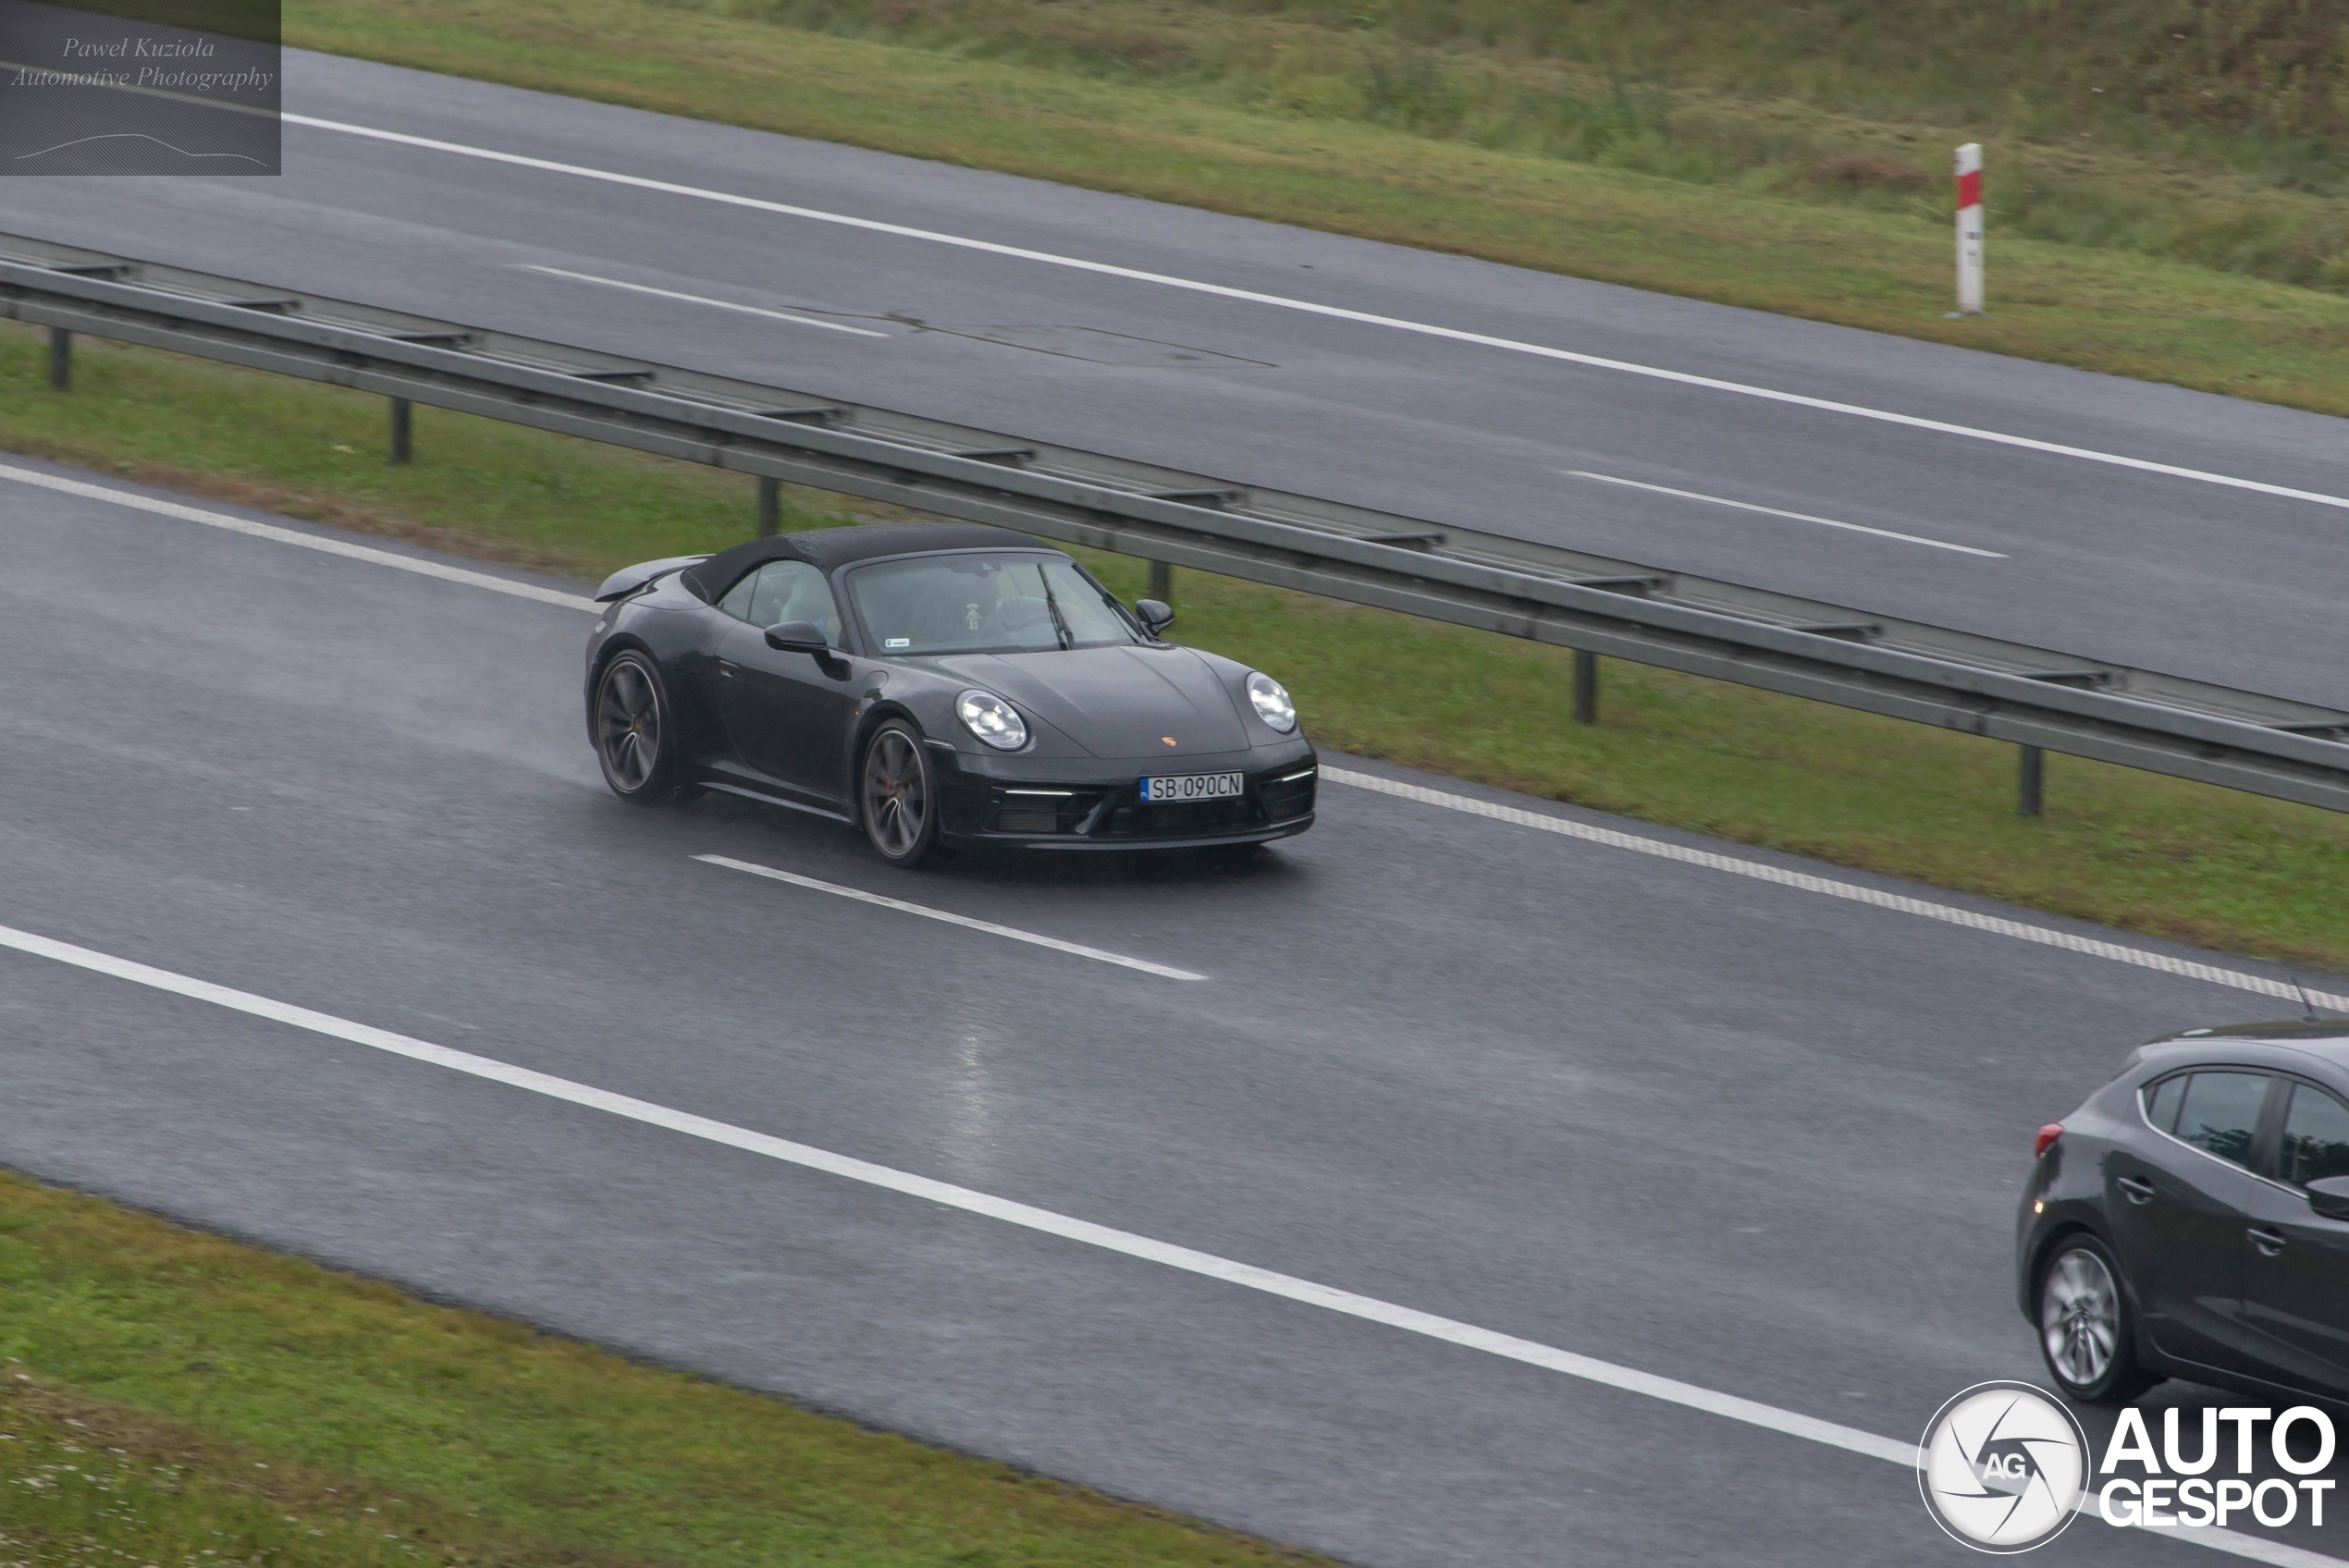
[2019,1021,2349,1404]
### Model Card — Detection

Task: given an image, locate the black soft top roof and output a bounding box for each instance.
[680,522,1053,602]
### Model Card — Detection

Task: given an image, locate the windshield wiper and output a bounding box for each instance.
[1035,564,1074,650]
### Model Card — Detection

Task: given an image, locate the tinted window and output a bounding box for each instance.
[847,555,1139,655]
[2280,1084,2349,1189]
[2143,1074,2187,1133]
[2172,1072,2270,1168]
[720,561,842,644]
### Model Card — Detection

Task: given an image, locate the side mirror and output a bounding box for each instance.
[764,620,829,655]
[2306,1176,2349,1221]
[1134,598,1174,636]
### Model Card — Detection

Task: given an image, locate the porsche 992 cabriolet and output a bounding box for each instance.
[584,522,1317,865]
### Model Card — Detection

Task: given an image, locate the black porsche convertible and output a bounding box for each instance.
[584,522,1317,865]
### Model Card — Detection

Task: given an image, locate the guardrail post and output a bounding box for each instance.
[2018,743,2044,817]
[387,397,412,464]
[47,326,69,391]
[1149,559,1173,605]
[757,475,780,537]
[1572,649,1598,725]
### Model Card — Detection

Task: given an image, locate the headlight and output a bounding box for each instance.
[956,689,1028,750]
[1246,672,1297,733]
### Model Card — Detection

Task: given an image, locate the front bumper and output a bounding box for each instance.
[934,739,1318,849]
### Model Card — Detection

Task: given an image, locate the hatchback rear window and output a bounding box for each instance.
[2172,1072,2270,1168]
[2280,1084,2349,1189]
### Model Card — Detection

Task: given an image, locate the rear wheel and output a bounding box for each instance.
[860,720,941,866]
[594,651,682,802]
[2037,1235,2157,1403]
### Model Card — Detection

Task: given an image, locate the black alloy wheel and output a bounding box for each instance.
[860,719,940,866]
[2036,1235,2157,1403]
[594,651,680,802]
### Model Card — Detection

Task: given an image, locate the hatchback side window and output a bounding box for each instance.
[2143,1074,2188,1133]
[2172,1072,2271,1168]
[2279,1084,2349,1189]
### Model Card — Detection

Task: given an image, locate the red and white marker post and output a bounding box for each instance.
[1954,142,1985,315]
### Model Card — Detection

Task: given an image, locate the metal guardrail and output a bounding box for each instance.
[4,233,2347,814]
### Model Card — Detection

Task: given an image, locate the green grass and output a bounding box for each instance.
[0,1170,1334,1567]
[275,0,2349,418]
[6,321,2345,975]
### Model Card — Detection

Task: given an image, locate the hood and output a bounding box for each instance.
[930,645,1249,758]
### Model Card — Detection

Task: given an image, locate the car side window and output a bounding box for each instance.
[718,569,759,621]
[718,561,843,644]
[745,561,843,644]
[2172,1072,2271,1169]
[2280,1084,2349,1190]
[2143,1073,2187,1133]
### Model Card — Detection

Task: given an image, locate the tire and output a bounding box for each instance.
[860,719,941,867]
[593,651,683,803]
[2037,1235,2158,1403]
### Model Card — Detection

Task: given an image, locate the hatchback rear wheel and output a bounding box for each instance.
[2038,1236,2156,1403]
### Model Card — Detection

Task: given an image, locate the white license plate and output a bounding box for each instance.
[1139,771,1245,802]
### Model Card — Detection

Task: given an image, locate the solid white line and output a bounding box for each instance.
[523,265,890,337]
[282,111,2349,516]
[695,853,1205,980]
[0,461,596,611]
[0,922,2329,1562]
[1322,768,2349,1013]
[1568,471,2007,557]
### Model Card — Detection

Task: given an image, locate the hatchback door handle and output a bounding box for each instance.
[2248,1227,2288,1256]
[2117,1176,2157,1205]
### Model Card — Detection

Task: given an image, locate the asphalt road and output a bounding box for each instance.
[2,52,2345,706]
[4,458,2343,1564]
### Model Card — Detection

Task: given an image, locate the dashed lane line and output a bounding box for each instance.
[696,853,1205,979]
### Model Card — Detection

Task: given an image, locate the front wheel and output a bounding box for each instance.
[2037,1236,2157,1403]
[593,651,683,802]
[860,720,941,867]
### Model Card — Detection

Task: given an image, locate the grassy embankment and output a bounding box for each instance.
[6,322,2345,974]
[276,0,2349,416]
[0,1169,1332,1567]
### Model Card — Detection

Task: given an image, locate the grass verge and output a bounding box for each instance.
[277,0,2349,419]
[0,1169,1332,1567]
[5,321,2345,975]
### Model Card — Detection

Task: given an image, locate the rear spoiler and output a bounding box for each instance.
[595,555,709,603]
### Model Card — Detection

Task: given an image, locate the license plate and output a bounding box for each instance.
[1139,771,1245,802]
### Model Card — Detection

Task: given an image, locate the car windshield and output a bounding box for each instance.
[847,553,1142,655]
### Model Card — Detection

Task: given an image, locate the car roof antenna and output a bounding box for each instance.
[2292,975,2322,1023]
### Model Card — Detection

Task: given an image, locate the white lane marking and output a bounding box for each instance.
[281,112,2349,517]
[1568,471,2007,557]
[696,853,1205,980]
[0,923,2330,1564]
[1323,767,2349,1012]
[0,461,596,611]
[523,265,891,337]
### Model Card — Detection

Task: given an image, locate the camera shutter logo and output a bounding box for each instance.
[1918,1381,2089,1552]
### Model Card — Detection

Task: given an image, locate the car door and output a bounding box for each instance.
[2236,1078,2349,1398]
[715,560,856,803]
[2104,1069,2279,1375]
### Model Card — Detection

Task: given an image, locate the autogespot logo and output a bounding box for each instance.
[1918,1381,2091,1553]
